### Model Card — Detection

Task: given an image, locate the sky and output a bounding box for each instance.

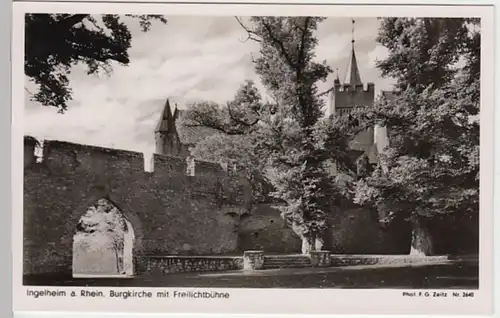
[24,16,394,153]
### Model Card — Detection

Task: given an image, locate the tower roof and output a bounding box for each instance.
[348,46,363,86]
[155,99,174,132]
[346,18,362,87]
[334,68,341,85]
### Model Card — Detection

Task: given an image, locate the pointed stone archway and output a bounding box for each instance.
[72,198,135,278]
[121,217,135,276]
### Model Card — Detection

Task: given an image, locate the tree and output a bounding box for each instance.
[353,18,480,255]
[184,17,366,253]
[75,198,128,273]
[25,14,167,112]
[183,80,274,202]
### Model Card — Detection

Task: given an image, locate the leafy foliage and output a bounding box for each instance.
[184,17,365,252]
[353,18,480,255]
[25,14,167,112]
[376,18,469,92]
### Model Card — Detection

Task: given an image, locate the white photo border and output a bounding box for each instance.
[12,2,495,315]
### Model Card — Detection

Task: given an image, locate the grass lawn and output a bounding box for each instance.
[23,260,478,289]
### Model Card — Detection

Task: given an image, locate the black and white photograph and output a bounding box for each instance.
[12,2,494,315]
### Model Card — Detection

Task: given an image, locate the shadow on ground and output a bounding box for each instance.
[24,260,478,289]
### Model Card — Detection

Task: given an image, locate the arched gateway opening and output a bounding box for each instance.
[72,198,135,278]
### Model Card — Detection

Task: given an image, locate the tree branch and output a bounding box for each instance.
[183,121,247,136]
[227,102,260,127]
[297,17,310,68]
[296,17,310,126]
[261,20,296,69]
[318,86,334,97]
[57,14,89,29]
[235,17,262,43]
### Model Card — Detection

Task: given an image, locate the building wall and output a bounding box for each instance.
[237,204,302,254]
[334,84,375,110]
[155,131,183,157]
[332,83,376,159]
[23,134,476,276]
[23,137,246,275]
[326,202,412,254]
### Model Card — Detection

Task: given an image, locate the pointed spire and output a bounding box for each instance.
[155,99,173,132]
[173,103,180,120]
[348,19,362,87]
[334,67,341,85]
[349,48,362,86]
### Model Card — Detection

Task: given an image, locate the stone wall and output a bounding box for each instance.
[326,202,412,254]
[23,137,246,275]
[427,212,479,255]
[334,83,375,113]
[152,153,187,175]
[23,136,476,277]
[237,204,302,254]
[136,256,243,275]
[194,159,226,177]
[329,254,449,267]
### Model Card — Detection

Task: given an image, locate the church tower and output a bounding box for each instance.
[155,99,182,156]
[327,19,376,161]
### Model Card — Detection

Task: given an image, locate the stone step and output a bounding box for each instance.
[264,258,311,262]
[448,254,478,261]
[264,255,310,259]
[262,262,312,269]
[263,256,312,269]
[264,259,311,264]
[263,261,311,266]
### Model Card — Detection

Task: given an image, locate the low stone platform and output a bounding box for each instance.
[23,259,479,289]
[329,254,450,267]
[130,252,465,276]
[136,255,243,275]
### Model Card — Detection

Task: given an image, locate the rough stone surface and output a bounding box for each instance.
[243,250,264,270]
[23,137,478,276]
[23,138,246,275]
[326,202,412,255]
[238,204,302,254]
[136,256,243,275]
[310,251,331,267]
[329,254,450,267]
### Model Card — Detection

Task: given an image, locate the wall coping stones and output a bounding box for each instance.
[329,254,450,267]
[136,255,244,275]
[141,255,242,260]
[330,254,450,259]
[135,253,453,276]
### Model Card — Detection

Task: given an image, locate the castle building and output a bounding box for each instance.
[326,25,391,167]
[155,21,391,168]
[154,99,183,157]
[154,99,218,157]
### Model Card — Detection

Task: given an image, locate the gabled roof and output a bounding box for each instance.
[348,45,363,87]
[155,99,174,133]
[175,109,220,146]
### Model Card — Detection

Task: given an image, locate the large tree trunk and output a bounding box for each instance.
[291,223,325,254]
[301,237,313,254]
[409,216,434,256]
[300,235,324,254]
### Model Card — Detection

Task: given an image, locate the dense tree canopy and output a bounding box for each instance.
[184,17,368,253]
[25,14,167,112]
[353,18,480,255]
